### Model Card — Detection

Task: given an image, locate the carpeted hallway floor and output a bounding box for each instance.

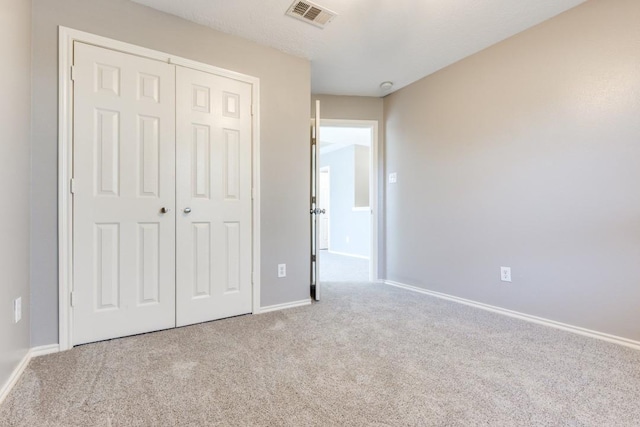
[2,281,640,426]
[319,250,369,282]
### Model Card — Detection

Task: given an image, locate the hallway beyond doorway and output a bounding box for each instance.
[319,250,369,282]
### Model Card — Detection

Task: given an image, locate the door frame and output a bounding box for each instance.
[58,27,262,351]
[318,119,379,282]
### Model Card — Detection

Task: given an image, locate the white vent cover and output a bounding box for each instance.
[285,1,337,28]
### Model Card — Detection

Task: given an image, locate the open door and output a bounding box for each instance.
[310,100,322,300]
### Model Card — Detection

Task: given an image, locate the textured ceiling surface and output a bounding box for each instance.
[131,0,586,96]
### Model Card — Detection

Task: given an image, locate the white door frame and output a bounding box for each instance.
[319,119,379,282]
[58,27,261,351]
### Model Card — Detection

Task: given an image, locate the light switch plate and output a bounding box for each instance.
[389,172,397,184]
[14,297,22,323]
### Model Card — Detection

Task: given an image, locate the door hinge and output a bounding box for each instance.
[70,178,76,194]
[70,292,76,307]
[311,138,316,146]
[70,66,76,81]
[311,196,316,204]
[251,104,255,117]
[311,254,316,262]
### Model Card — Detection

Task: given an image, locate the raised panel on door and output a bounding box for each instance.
[95,223,120,310]
[73,42,176,345]
[176,66,253,327]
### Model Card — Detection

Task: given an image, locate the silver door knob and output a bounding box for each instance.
[160,207,171,214]
[184,207,192,214]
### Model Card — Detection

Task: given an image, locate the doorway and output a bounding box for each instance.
[317,120,378,283]
[319,167,330,250]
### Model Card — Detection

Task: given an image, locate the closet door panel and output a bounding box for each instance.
[176,66,253,327]
[73,42,176,345]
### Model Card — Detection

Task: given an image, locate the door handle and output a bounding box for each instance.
[160,207,171,214]
[310,208,326,215]
[184,207,192,214]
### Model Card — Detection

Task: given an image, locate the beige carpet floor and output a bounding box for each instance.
[319,251,369,282]
[2,281,640,426]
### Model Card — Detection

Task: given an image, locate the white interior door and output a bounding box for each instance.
[311,100,321,300]
[319,168,330,250]
[72,42,176,345]
[175,66,253,327]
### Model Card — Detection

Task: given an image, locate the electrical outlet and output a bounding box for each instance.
[388,172,397,184]
[14,297,22,323]
[500,267,512,282]
[278,264,286,278]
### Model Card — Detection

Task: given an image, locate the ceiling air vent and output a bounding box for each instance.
[285,0,337,29]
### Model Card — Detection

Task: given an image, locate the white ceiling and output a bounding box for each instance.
[132,0,586,97]
[320,126,371,154]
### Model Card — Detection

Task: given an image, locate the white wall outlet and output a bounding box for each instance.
[388,172,398,184]
[277,264,286,278]
[14,297,22,323]
[500,267,512,282]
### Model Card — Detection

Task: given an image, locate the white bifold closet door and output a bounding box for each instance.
[73,42,177,345]
[73,42,253,345]
[175,66,253,327]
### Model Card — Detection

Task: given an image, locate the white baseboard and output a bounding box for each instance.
[31,344,60,358]
[326,250,369,260]
[0,344,61,405]
[258,298,312,314]
[0,349,31,405]
[384,280,640,351]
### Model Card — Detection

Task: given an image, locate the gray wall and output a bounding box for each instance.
[312,95,384,124]
[0,0,31,389]
[312,95,385,276]
[321,146,371,258]
[354,145,370,209]
[31,0,311,346]
[384,0,640,340]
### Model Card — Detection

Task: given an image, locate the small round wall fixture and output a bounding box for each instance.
[380,81,393,91]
